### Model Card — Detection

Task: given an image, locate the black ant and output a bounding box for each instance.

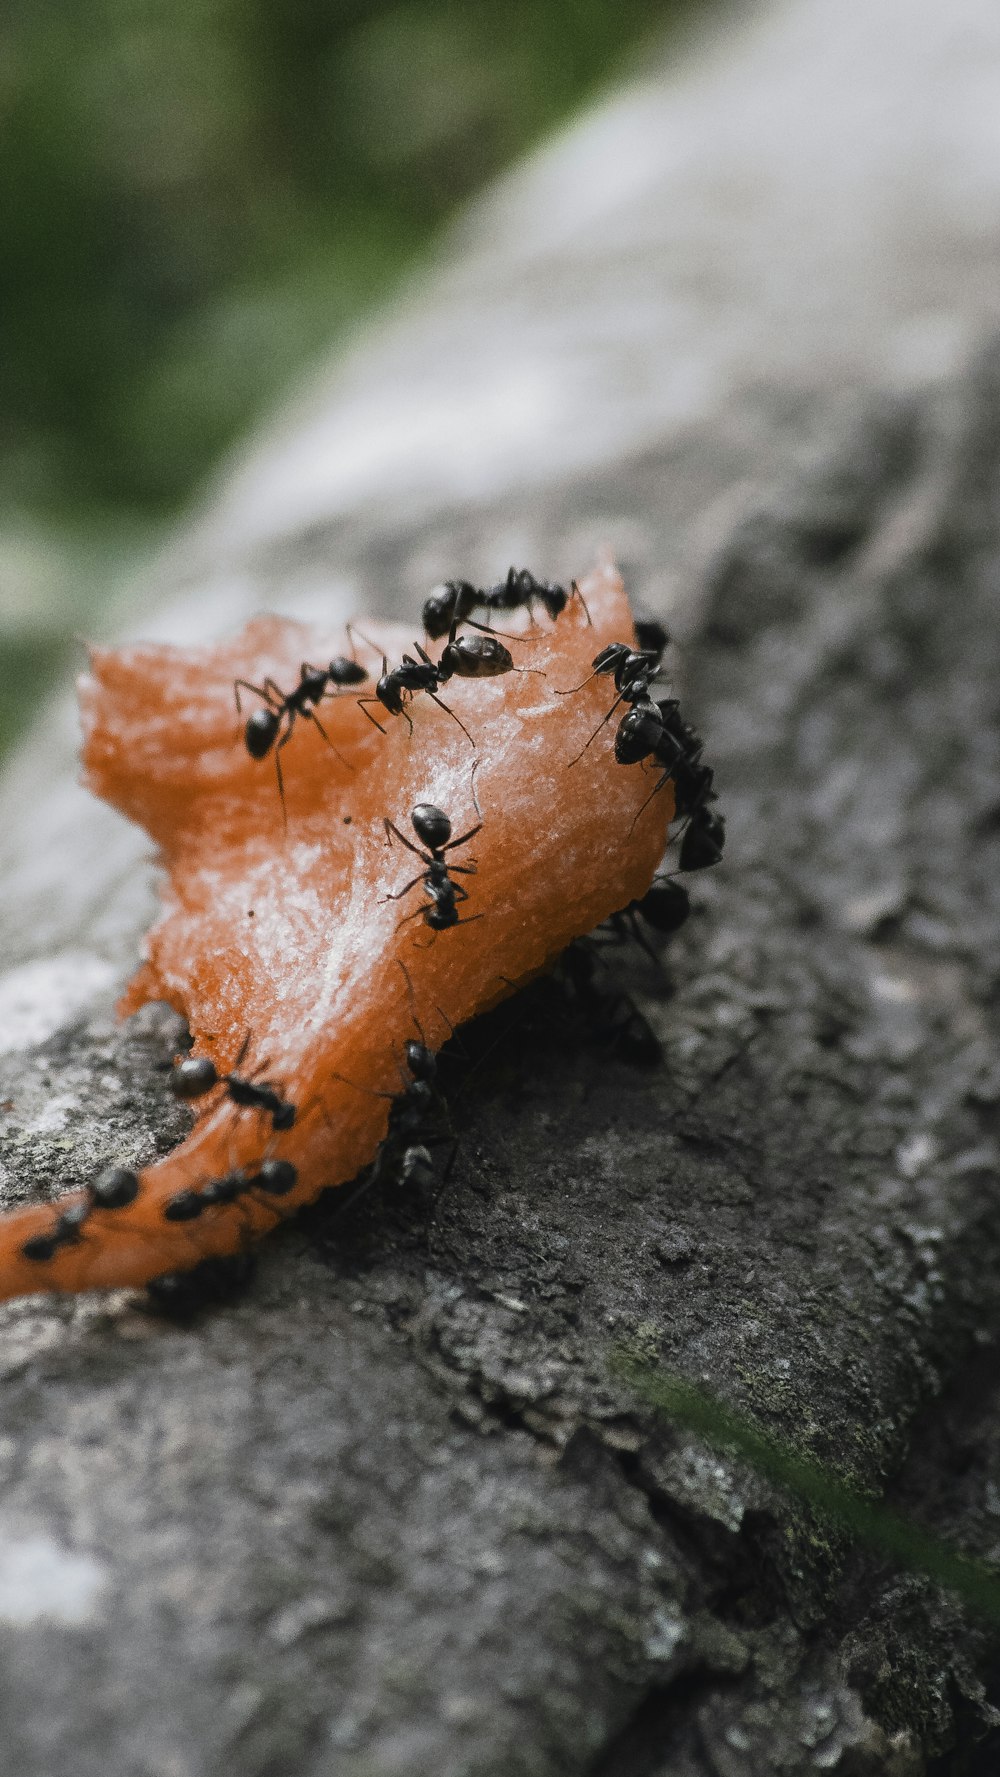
[164,1159,298,1224]
[383,800,482,932]
[235,651,369,818]
[422,567,590,640]
[557,941,662,1066]
[146,1252,256,1315]
[356,645,475,746]
[169,1039,296,1132]
[330,964,457,1214]
[597,876,692,963]
[560,635,671,766]
[622,699,723,855]
[678,804,726,871]
[435,622,543,686]
[21,1164,141,1263]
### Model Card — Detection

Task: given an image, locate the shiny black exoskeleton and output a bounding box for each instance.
[561,630,672,768]
[679,805,726,871]
[597,876,692,965]
[422,567,588,640]
[170,1047,296,1132]
[235,655,368,814]
[384,802,482,931]
[436,627,514,683]
[21,1162,141,1264]
[146,1253,256,1315]
[164,1158,298,1224]
[558,941,662,1066]
[357,646,475,746]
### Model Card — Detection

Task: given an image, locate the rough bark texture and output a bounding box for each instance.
[2,2,1000,1772]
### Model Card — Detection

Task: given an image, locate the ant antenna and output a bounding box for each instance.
[396,958,427,1046]
[571,580,593,626]
[346,622,384,662]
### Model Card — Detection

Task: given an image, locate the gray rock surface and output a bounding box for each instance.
[3,1,1000,1771]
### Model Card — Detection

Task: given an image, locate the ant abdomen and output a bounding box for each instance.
[170,1056,220,1100]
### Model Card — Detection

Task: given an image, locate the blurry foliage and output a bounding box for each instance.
[1,0,687,514]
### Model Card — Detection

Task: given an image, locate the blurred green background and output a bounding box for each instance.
[1,0,695,761]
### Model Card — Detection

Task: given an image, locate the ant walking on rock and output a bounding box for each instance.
[328,962,458,1224]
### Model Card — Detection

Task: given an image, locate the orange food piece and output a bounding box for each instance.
[0,558,673,1299]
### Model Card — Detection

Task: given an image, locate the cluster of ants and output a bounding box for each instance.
[22,567,724,1295]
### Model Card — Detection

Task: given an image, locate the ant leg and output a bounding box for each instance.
[329,1069,394,1103]
[443,822,482,853]
[234,677,281,715]
[306,708,352,770]
[554,668,601,697]
[357,698,388,733]
[273,742,289,829]
[384,818,431,862]
[566,693,627,769]
[346,624,383,663]
[469,758,483,820]
[627,768,672,838]
[396,902,431,930]
[452,913,485,927]
[382,874,426,903]
[396,959,428,1045]
[447,863,478,877]
[451,881,470,903]
[428,693,475,746]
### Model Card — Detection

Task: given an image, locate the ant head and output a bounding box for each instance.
[411,803,452,850]
[170,1055,220,1100]
[404,1039,436,1081]
[271,1102,296,1131]
[592,642,630,674]
[245,708,281,758]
